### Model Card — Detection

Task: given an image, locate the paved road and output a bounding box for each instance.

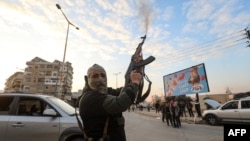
[124,111,223,141]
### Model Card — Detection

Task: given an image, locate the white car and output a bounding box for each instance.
[0,93,84,141]
[202,97,250,125]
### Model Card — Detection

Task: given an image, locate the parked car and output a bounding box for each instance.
[0,93,84,141]
[202,97,250,125]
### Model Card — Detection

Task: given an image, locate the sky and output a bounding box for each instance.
[1,0,250,98]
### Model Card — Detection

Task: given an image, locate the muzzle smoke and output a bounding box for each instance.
[137,0,153,34]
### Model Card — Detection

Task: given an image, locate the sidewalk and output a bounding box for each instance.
[134,109,206,125]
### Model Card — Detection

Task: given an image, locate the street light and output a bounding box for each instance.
[56,4,79,98]
[113,72,121,88]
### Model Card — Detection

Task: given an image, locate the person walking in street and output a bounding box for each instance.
[132,104,135,112]
[155,103,160,113]
[179,100,187,117]
[147,104,151,112]
[159,102,166,122]
[165,101,173,126]
[170,100,177,128]
[187,101,194,117]
[78,64,142,141]
[139,104,143,111]
[127,106,131,112]
[174,101,181,128]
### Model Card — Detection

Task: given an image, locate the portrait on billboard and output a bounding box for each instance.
[163,63,210,97]
[188,65,204,92]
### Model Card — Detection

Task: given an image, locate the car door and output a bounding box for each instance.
[239,99,250,123]
[218,101,241,122]
[0,115,9,141]
[0,96,15,141]
[5,96,60,141]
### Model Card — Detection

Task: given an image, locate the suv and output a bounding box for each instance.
[202,97,250,125]
[0,93,84,141]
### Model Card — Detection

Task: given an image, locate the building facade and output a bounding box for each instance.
[4,57,73,99]
[4,72,24,92]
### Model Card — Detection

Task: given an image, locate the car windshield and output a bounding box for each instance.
[47,97,77,115]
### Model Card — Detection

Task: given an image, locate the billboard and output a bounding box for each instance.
[163,63,209,97]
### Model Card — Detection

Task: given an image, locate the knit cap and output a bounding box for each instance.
[87,64,106,76]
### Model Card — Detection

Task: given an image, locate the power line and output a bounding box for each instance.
[157,30,246,64]
[144,35,248,72]
[156,41,246,67]
[154,28,249,66]
[159,35,246,64]
[159,29,245,61]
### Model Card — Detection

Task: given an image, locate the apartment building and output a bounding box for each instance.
[4,57,73,98]
[4,72,24,92]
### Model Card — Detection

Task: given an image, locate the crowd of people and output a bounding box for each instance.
[159,100,194,128]
[125,99,195,129]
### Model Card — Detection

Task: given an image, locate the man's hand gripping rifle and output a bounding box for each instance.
[124,35,155,104]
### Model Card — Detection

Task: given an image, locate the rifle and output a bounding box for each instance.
[124,35,155,104]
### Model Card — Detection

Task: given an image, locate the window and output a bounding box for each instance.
[46,71,51,76]
[40,64,45,68]
[222,101,238,110]
[241,100,250,109]
[231,101,238,109]
[24,86,30,90]
[47,65,53,68]
[17,97,45,116]
[38,78,44,82]
[0,96,15,115]
[25,78,31,82]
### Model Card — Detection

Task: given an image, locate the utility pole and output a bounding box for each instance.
[113,72,121,88]
[56,4,79,99]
